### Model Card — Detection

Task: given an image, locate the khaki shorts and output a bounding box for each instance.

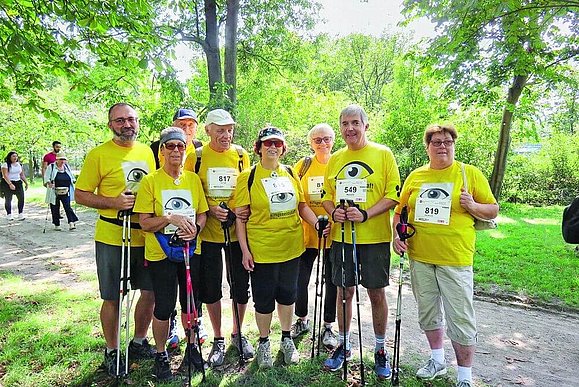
[409,259,477,346]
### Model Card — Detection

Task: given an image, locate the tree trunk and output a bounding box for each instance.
[224,0,239,108]
[204,0,222,103]
[490,74,528,200]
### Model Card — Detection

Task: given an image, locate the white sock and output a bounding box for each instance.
[338,332,351,350]
[375,335,385,352]
[431,348,445,364]
[457,366,472,381]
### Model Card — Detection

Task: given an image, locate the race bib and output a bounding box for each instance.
[414,183,453,225]
[262,176,296,216]
[308,176,324,196]
[208,168,237,190]
[336,178,367,203]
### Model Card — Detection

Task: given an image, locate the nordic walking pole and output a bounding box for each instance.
[391,206,415,386]
[219,202,245,366]
[347,200,365,386]
[184,240,206,384]
[116,208,132,379]
[311,214,329,358]
[42,203,50,233]
[316,226,328,356]
[339,199,348,382]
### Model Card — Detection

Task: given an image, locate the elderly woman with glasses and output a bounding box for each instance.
[392,124,498,387]
[134,126,209,381]
[290,123,339,349]
[234,126,329,369]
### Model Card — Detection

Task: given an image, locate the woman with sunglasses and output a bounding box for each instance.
[392,124,498,387]
[234,126,329,369]
[290,123,338,349]
[134,126,209,381]
[2,151,29,221]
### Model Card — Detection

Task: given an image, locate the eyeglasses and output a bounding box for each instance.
[262,139,284,148]
[430,140,455,147]
[111,117,138,125]
[312,136,333,144]
[164,143,186,151]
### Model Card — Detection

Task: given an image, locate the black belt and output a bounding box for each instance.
[99,215,142,229]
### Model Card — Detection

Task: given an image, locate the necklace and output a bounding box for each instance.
[174,175,181,186]
[270,171,278,178]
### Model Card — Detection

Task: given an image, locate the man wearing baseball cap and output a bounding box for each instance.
[184,109,254,367]
[151,108,203,169]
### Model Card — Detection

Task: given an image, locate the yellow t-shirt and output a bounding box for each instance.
[234,163,306,263]
[322,141,400,244]
[295,156,333,249]
[395,161,497,266]
[133,169,209,262]
[183,144,250,243]
[76,140,155,246]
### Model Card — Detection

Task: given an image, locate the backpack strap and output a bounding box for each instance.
[194,146,203,174]
[234,145,244,173]
[298,156,312,179]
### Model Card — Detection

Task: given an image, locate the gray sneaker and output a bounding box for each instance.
[321,326,338,349]
[256,340,273,369]
[231,333,255,359]
[416,358,447,380]
[290,318,310,339]
[280,337,300,365]
[208,338,226,367]
[456,380,473,387]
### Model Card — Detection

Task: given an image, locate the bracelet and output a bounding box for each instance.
[195,224,201,235]
[360,209,368,223]
[331,208,337,222]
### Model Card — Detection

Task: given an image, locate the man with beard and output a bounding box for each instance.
[42,140,62,177]
[76,103,156,377]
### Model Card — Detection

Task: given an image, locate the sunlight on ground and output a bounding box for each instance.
[496,214,517,224]
[522,218,560,225]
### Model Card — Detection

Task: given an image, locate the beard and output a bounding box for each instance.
[113,127,138,142]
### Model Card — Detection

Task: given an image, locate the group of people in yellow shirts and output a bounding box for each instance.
[75,102,498,387]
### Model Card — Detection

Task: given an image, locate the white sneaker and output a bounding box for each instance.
[256,340,273,369]
[17,213,25,220]
[69,222,76,230]
[54,225,62,231]
[7,214,14,221]
[416,358,447,379]
[280,337,299,365]
[321,326,338,349]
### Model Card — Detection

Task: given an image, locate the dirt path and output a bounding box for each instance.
[1,203,578,386]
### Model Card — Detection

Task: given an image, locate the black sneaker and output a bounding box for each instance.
[181,344,207,372]
[153,351,174,381]
[128,338,156,361]
[103,349,126,377]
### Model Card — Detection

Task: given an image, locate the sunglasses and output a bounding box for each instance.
[164,143,186,151]
[262,139,284,148]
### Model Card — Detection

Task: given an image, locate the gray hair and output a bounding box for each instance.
[307,123,335,141]
[339,104,368,125]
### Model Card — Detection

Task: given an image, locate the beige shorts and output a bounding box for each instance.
[409,259,477,346]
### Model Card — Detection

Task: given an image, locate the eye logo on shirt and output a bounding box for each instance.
[419,188,450,200]
[164,196,192,211]
[121,161,150,193]
[271,192,294,204]
[337,161,374,179]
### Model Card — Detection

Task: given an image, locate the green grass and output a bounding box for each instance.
[0,271,454,386]
[473,203,579,309]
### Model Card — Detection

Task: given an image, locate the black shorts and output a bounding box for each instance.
[329,242,391,289]
[199,241,250,304]
[147,255,201,321]
[251,257,300,314]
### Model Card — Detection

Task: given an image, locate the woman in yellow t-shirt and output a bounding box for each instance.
[134,127,209,381]
[291,123,338,349]
[234,126,327,369]
[392,124,498,386]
